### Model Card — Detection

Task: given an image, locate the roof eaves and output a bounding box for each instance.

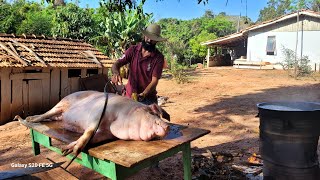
[201,32,245,46]
[244,10,320,32]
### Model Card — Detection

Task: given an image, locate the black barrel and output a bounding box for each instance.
[257,102,320,180]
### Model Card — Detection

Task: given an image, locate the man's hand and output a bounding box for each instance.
[138,92,146,101]
[111,73,123,85]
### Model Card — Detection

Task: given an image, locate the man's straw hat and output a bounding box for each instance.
[142,23,167,42]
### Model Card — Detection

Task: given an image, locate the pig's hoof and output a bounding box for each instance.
[62,149,72,156]
[25,116,33,122]
[25,115,42,122]
[62,141,77,156]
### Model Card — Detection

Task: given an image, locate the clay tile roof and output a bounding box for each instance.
[0,33,115,68]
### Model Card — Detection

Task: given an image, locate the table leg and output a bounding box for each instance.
[182,142,191,180]
[81,153,125,180]
[30,129,40,155]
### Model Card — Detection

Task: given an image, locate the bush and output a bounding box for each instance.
[279,46,312,77]
[170,59,190,84]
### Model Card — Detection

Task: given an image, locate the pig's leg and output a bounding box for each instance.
[25,107,63,122]
[149,104,170,121]
[61,125,96,156]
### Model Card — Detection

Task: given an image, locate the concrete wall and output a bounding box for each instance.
[247,16,320,70]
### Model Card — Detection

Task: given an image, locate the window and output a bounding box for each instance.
[68,69,81,78]
[24,69,42,73]
[266,36,276,55]
[87,69,98,77]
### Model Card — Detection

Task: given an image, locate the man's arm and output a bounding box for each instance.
[111,61,123,84]
[111,48,133,84]
[111,60,121,75]
[139,76,159,98]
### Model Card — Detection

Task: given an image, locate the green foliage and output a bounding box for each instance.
[92,1,152,58]
[203,10,215,18]
[279,46,312,77]
[189,31,216,58]
[0,0,236,68]
[257,0,291,22]
[290,0,320,10]
[157,10,235,65]
[51,3,95,40]
[97,0,209,13]
[169,58,190,84]
[17,8,54,35]
[0,1,14,33]
[201,15,235,37]
[258,0,320,22]
[0,0,40,34]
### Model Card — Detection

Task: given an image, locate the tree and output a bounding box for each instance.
[51,3,95,40]
[202,16,236,37]
[92,1,152,58]
[17,3,54,35]
[258,0,320,22]
[257,0,291,22]
[0,0,38,34]
[189,30,217,59]
[310,0,320,11]
[17,9,53,35]
[290,0,320,10]
[45,0,65,7]
[99,0,209,12]
[218,12,227,16]
[203,10,215,18]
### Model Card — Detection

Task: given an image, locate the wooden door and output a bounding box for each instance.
[11,79,23,118]
[10,72,50,117]
[69,77,80,94]
[28,80,43,115]
[22,80,43,116]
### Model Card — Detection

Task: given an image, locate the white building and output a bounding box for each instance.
[202,10,320,71]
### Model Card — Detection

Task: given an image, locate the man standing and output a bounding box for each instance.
[111,23,167,105]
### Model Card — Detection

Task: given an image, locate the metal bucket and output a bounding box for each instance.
[257,102,320,180]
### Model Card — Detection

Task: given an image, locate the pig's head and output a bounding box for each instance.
[134,104,170,141]
[152,117,170,138]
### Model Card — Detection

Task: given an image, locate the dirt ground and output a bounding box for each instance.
[1,67,320,179]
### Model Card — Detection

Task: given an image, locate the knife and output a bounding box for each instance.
[0,161,65,180]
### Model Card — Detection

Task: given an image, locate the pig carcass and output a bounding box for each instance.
[15,90,170,157]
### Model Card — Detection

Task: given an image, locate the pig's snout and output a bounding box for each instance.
[154,119,170,138]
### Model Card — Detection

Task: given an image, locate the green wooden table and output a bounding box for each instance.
[21,120,210,180]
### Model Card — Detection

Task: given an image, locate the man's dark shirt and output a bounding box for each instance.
[116,43,164,102]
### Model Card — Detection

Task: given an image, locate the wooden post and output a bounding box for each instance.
[81,69,87,78]
[60,68,69,99]
[0,68,11,124]
[11,76,23,119]
[50,69,60,106]
[294,10,300,79]
[98,68,103,74]
[102,67,109,76]
[206,48,210,68]
[42,68,50,111]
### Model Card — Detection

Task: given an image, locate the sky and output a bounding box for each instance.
[68,0,268,22]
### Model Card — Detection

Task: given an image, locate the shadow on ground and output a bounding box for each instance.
[185,83,320,129]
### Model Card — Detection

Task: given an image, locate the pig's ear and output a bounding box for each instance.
[149,104,170,121]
